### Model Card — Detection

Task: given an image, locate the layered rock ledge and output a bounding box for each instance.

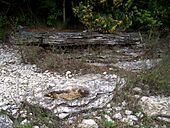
[0,44,125,119]
[11,31,142,47]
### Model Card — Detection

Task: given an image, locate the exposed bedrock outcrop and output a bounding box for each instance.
[10,31,142,47]
[25,74,125,119]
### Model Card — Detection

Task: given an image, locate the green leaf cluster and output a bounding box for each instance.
[0,0,169,31]
[73,0,169,33]
[73,1,123,33]
[47,7,62,26]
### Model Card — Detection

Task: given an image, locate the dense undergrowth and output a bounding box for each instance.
[126,32,170,96]
[0,0,169,39]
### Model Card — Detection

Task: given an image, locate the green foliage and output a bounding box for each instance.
[133,6,162,28]
[16,123,33,128]
[73,1,122,33]
[38,0,56,9]
[103,120,116,128]
[126,34,170,96]
[16,13,36,26]
[147,0,170,27]
[0,0,169,31]
[72,0,132,33]
[91,14,122,33]
[111,0,163,30]
[144,52,170,95]
[0,15,7,40]
[118,0,134,30]
[0,15,6,28]
[73,2,93,30]
[73,0,169,32]
[47,7,62,26]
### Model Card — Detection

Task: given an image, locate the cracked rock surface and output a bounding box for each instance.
[139,96,170,122]
[26,73,125,119]
[0,44,125,119]
[0,41,169,127]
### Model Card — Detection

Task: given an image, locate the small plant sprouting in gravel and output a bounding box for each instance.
[103,120,116,128]
[16,123,33,128]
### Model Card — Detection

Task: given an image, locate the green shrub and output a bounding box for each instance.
[73,0,169,32]
[126,34,170,96]
[0,15,6,28]
[16,123,33,128]
[73,2,122,33]
[144,52,170,95]
[73,2,93,30]
[16,12,36,26]
[47,7,62,26]
[133,6,162,29]
[103,120,116,128]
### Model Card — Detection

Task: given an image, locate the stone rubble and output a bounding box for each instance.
[132,87,143,94]
[139,96,170,122]
[104,115,113,122]
[78,119,98,128]
[0,114,13,128]
[114,59,161,72]
[0,44,170,127]
[113,112,122,120]
[0,45,126,120]
[20,119,30,125]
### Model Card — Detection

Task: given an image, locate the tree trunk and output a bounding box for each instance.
[63,0,65,22]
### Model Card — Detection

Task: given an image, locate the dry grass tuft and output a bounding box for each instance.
[19,45,109,75]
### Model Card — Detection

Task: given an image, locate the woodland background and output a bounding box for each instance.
[0,0,169,35]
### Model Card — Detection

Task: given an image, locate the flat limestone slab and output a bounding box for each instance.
[25,74,125,119]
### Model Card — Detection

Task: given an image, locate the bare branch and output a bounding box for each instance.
[0,0,10,5]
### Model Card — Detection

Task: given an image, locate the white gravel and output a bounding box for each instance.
[0,45,63,110]
[0,45,125,118]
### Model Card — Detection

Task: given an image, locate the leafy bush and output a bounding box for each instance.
[47,7,62,26]
[0,15,6,28]
[73,2,122,33]
[73,0,169,32]
[73,2,93,30]
[126,35,170,96]
[132,6,162,29]
[91,14,122,33]
[0,0,169,31]
[16,13,36,26]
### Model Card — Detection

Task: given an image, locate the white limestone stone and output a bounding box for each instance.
[78,119,98,128]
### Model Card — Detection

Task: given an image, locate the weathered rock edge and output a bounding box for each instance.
[11,31,142,47]
[25,74,126,119]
